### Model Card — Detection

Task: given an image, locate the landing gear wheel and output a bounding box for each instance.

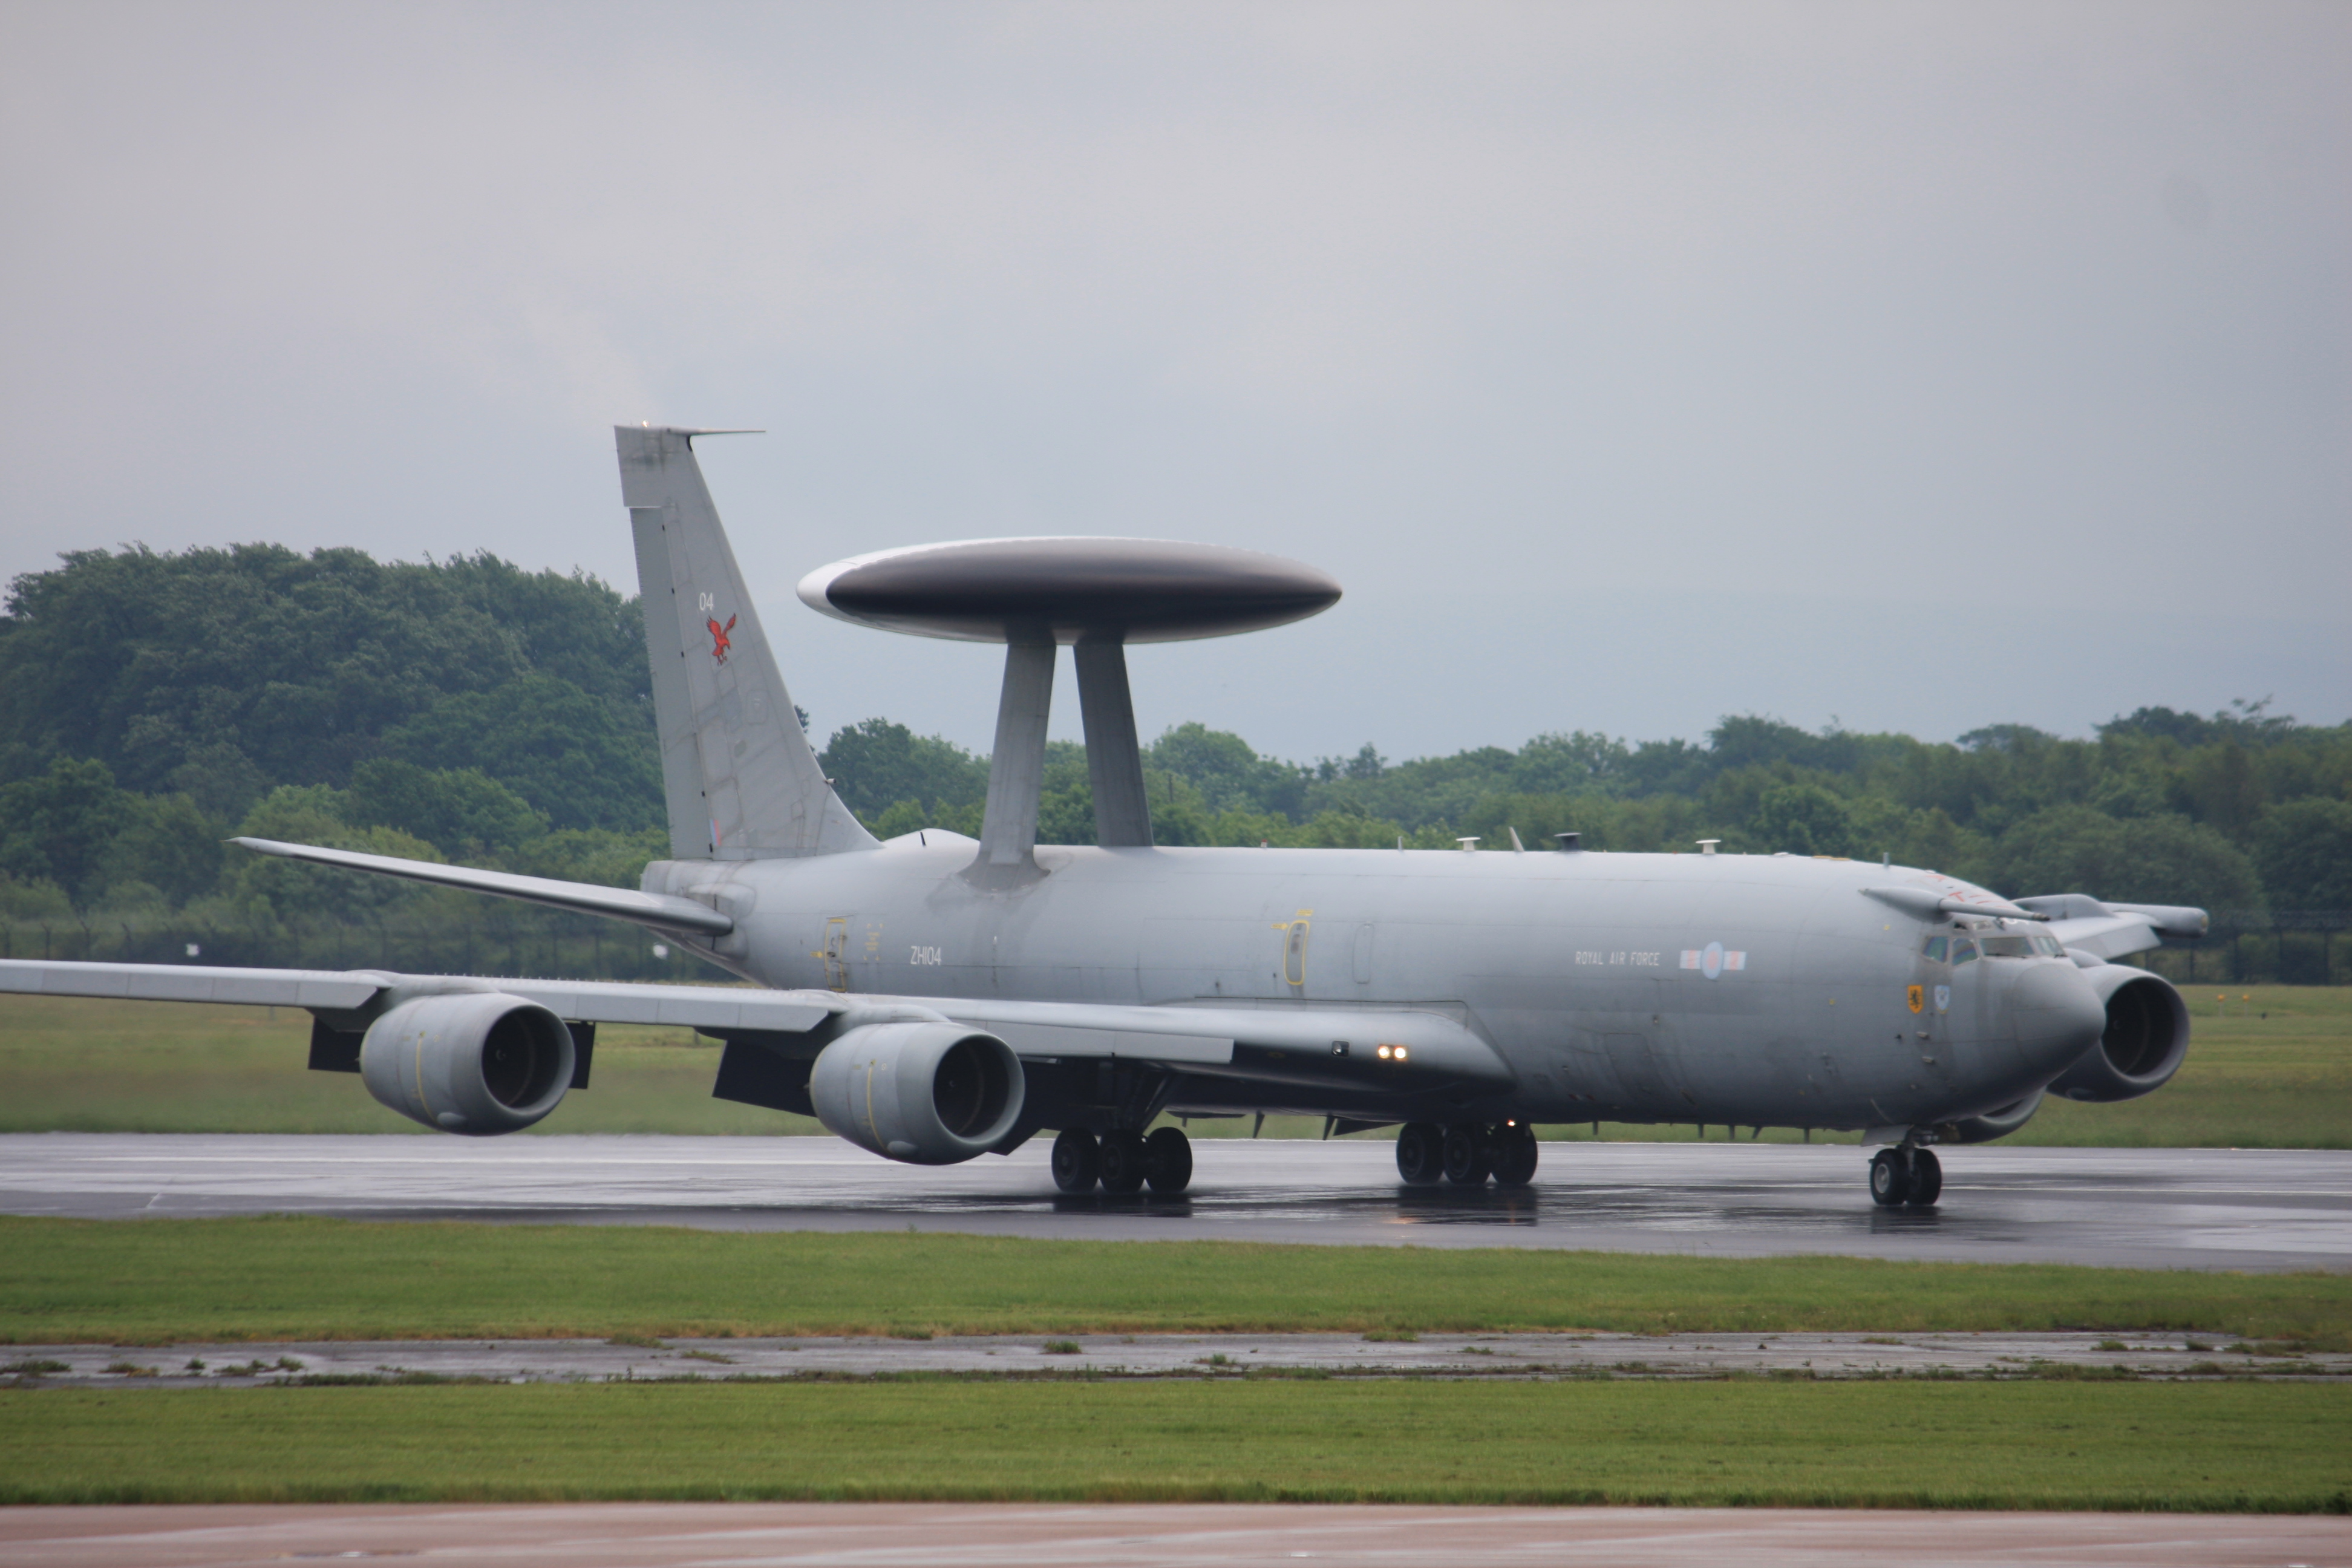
[1099,1130,1149,1194]
[1143,1126,1194,1194]
[1491,1124,1539,1188]
[1904,1147,1942,1207]
[1050,1128,1100,1194]
[1442,1123,1493,1186]
[1869,1148,1912,1207]
[1395,1122,1444,1186]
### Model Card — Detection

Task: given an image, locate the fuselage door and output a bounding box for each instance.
[1278,910,1312,992]
[821,916,849,991]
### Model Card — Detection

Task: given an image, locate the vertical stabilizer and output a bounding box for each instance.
[616,426,877,861]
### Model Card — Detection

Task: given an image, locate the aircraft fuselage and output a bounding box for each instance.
[649,840,2106,1134]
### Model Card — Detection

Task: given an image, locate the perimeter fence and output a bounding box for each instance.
[2139,910,2347,987]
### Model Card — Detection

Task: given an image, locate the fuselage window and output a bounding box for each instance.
[1922,935,1949,964]
[1951,938,1979,964]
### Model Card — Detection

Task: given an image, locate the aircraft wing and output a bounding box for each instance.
[0,961,1510,1082]
[906,995,1509,1081]
[2012,894,2209,961]
[0,959,825,1031]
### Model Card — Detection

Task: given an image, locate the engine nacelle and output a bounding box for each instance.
[1947,1089,2045,1144]
[361,992,576,1134]
[809,1022,1024,1165]
[2044,969,2190,1103]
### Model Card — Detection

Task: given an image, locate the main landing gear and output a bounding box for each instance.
[1869,1146,1942,1208]
[1396,1122,1538,1189]
[1051,1126,1192,1195]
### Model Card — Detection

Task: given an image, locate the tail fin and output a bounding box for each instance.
[616,426,877,860]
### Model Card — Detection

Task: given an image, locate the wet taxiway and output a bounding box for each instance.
[4,1133,2347,1270]
[5,1504,2348,1568]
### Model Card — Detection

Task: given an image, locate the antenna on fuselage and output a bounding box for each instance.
[796,537,1341,881]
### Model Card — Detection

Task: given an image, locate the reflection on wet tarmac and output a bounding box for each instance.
[2,1134,2345,1270]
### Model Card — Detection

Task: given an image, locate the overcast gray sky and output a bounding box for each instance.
[4,2,2344,760]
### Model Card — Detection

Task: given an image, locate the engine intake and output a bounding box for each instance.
[2045,969,2190,1103]
[361,992,577,1134]
[809,1022,1025,1165]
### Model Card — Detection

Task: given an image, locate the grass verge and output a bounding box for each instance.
[4,1216,2347,1345]
[2,1380,2345,1510]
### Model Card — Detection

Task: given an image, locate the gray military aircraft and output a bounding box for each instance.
[0,426,2204,1207]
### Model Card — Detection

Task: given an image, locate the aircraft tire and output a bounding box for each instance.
[1904,1148,1943,1207]
[1143,1126,1194,1194]
[1395,1122,1444,1186]
[1868,1148,1911,1207]
[1051,1128,1101,1193]
[1492,1124,1539,1188]
[1100,1129,1150,1194]
[1442,1123,1492,1186]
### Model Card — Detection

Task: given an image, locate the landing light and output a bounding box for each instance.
[1376,1044,1408,1062]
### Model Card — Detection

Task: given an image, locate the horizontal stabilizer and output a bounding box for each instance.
[230,837,733,935]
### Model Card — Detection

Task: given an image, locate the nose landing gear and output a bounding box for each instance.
[1869,1145,1942,1208]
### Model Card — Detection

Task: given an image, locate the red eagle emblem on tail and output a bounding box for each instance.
[707,613,736,664]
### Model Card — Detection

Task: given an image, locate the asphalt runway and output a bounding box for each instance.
[5,1133,2348,1270]
[5,1505,2348,1568]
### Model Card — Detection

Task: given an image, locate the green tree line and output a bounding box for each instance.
[3,546,2347,979]
[820,708,2351,918]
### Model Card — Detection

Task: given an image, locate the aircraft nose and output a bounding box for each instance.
[2014,961,2106,1073]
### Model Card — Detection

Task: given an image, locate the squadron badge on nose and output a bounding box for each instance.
[1907,984,1924,1013]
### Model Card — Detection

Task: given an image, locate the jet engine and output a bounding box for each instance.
[2043,969,2190,1103]
[361,992,577,1134]
[809,1022,1024,1165]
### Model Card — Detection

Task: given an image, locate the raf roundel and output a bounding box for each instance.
[1679,942,1748,979]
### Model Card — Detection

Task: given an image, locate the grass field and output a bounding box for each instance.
[2,1380,2344,1510]
[2,984,2347,1145]
[0,997,811,1135]
[4,1216,2346,1345]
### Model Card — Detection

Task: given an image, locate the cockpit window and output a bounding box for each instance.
[2033,932,2063,957]
[1922,936,1949,963]
[1950,938,1979,964]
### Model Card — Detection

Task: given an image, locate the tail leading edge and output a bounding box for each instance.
[616,426,877,861]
